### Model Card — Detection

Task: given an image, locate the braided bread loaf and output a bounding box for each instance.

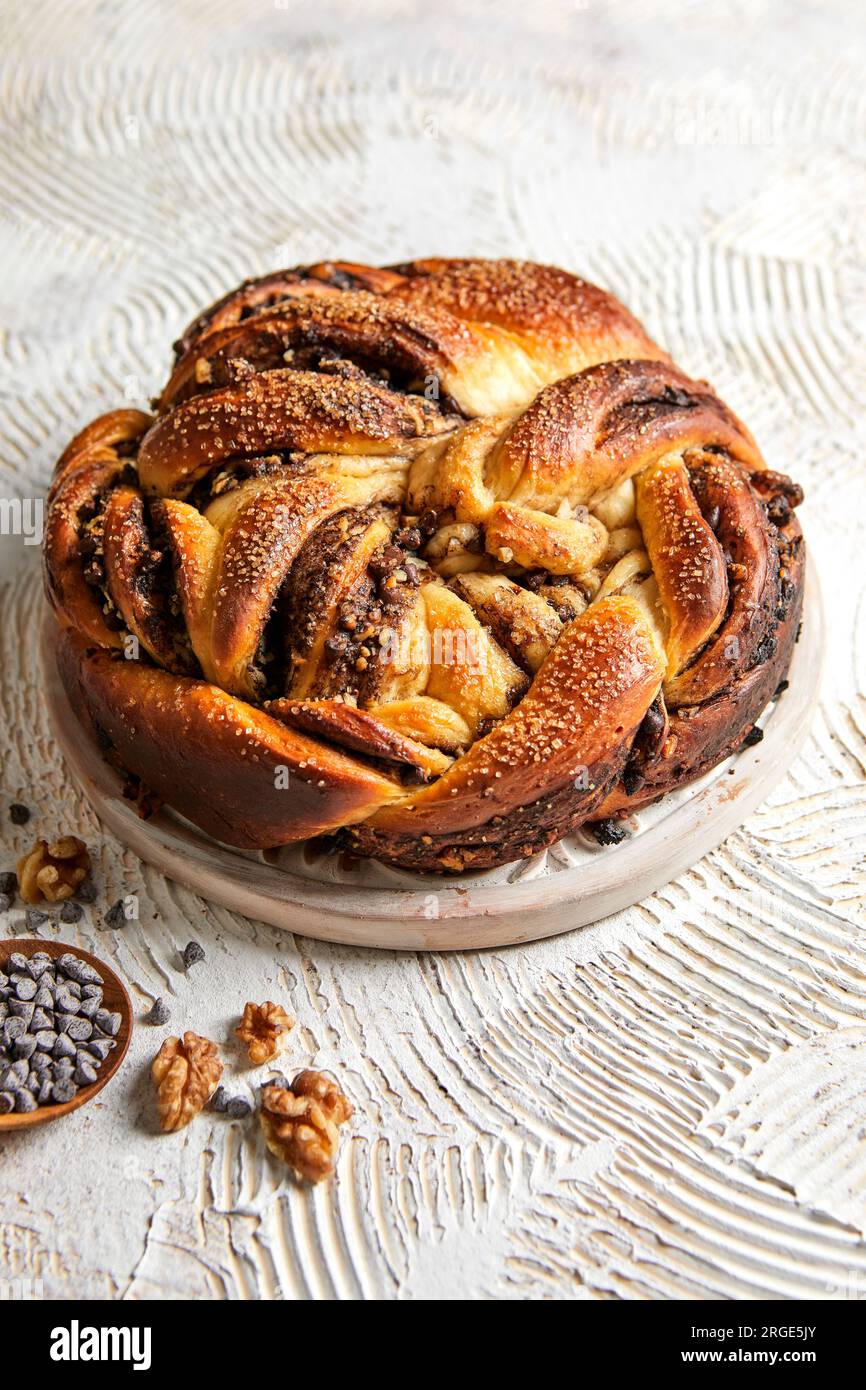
[44,258,805,873]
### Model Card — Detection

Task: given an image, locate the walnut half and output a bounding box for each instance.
[260,1070,353,1183]
[152,1031,223,1132]
[236,1000,294,1066]
[17,836,91,903]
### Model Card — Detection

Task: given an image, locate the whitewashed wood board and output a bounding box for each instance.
[1,0,865,1302]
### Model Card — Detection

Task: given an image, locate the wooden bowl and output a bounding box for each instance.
[0,938,132,1131]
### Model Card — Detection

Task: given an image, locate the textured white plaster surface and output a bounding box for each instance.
[1,0,865,1300]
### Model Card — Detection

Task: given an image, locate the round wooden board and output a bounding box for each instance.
[0,938,132,1130]
[40,567,823,951]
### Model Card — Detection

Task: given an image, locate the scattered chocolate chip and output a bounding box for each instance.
[9,803,31,825]
[590,819,631,846]
[25,908,48,929]
[742,726,764,747]
[209,1085,229,1113]
[75,880,97,904]
[59,901,84,924]
[144,998,170,1026]
[226,1096,252,1120]
[774,679,789,698]
[104,899,127,930]
[181,940,205,969]
[0,872,16,896]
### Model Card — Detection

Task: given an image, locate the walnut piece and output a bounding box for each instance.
[17,836,91,904]
[152,1030,223,1132]
[236,1000,294,1065]
[260,1070,353,1183]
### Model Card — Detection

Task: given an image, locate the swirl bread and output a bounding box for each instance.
[44,258,805,873]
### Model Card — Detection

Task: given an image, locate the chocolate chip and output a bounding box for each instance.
[51,1079,77,1104]
[0,894,11,914]
[87,1038,115,1061]
[14,978,37,1002]
[59,901,84,924]
[53,1033,76,1061]
[13,1034,37,1060]
[35,1030,57,1053]
[9,804,30,825]
[104,899,127,930]
[14,1089,37,1113]
[209,1085,229,1113]
[73,1060,98,1087]
[0,1092,14,1114]
[144,998,170,1026]
[0,872,16,895]
[226,1096,252,1120]
[743,726,764,747]
[75,880,97,904]
[25,909,48,929]
[181,940,205,969]
[3,1017,26,1045]
[590,819,631,846]
[57,954,102,986]
[94,1009,120,1037]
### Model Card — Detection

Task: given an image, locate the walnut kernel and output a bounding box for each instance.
[17,836,91,904]
[152,1030,223,1132]
[236,1000,294,1065]
[260,1070,353,1183]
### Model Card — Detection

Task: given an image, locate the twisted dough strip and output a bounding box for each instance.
[44,259,805,871]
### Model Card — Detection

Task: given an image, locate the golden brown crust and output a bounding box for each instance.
[346,597,665,871]
[44,258,806,873]
[57,630,401,848]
